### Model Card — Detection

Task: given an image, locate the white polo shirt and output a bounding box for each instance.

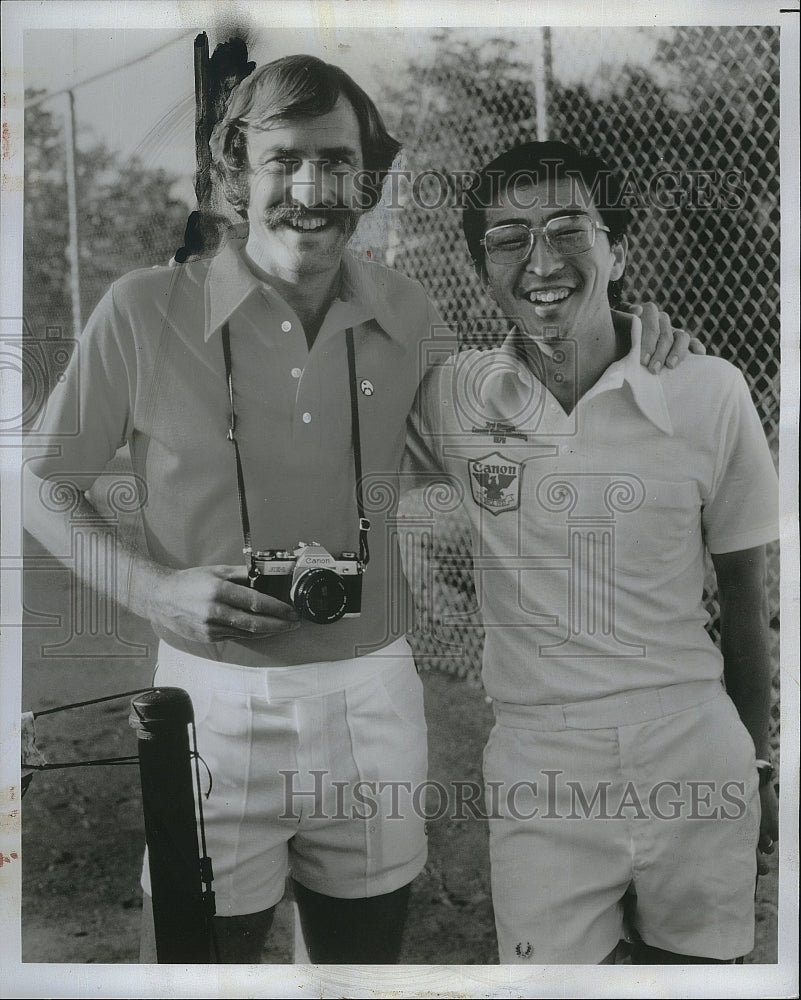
[402,315,779,705]
[29,236,443,667]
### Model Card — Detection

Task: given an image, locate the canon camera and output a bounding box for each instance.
[249,542,363,624]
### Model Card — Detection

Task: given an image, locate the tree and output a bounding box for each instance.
[377,35,543,340]
[23,94,190,340]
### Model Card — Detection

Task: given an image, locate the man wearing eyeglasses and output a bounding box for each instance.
[22,53,696,963]
[402,140,779,964]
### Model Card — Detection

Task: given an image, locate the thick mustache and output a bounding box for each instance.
[263,204,356,226]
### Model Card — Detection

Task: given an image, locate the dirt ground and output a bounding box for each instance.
[19,533,778,968]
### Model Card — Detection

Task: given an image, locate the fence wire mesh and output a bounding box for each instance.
[22,25,781,753]
[373,25,781,755]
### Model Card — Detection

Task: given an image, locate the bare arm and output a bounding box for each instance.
[711,545,778,859]
[24,468,300,643]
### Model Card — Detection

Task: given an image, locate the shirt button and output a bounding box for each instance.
[302,412,312,424]
[291,367,302,379]
[281,320,292,333]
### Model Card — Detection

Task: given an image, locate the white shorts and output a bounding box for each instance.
[484,681,760,963]
[141,637,428,916]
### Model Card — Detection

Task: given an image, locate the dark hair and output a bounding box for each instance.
[209,54,401,215]
[462,140,631,275]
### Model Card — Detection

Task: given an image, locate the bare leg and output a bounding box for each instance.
[292,879,411,964]
[140,892,276,964]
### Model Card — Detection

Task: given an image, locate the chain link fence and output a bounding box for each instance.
[23,25,781,752]
[377,26,781,755]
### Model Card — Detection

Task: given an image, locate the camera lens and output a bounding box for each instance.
[292,569,348,624]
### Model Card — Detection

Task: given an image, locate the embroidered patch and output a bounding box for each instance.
[469,452,522,515]
[359,378,374,396]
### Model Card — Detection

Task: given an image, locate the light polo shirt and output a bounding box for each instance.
[29,236,443,667]
[402,314,779,705]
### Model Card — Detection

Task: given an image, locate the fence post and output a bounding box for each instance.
[532,26,552,142]
[62,90,82,338]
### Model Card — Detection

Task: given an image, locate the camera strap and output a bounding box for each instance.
[220,322,370,570]
[346,326,370,567]
[221,321,252,556]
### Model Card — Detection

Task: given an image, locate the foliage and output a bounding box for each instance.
[376,27,779,423]
[23,93,190,339]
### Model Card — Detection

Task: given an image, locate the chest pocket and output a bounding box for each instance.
[613,478,702,570]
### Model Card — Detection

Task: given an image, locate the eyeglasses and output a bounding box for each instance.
[480,215,611,264]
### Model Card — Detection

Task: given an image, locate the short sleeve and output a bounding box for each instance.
[702,368,779,554]
[27,283,135,491]
[401,362,449,488]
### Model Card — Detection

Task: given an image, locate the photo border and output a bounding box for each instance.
[1,2,798,997]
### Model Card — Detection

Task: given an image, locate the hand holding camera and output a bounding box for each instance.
[148,564,301,643]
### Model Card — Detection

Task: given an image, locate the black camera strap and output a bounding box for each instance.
[345,326,370,567]
[221,322,370,572]
[221,321,252,557]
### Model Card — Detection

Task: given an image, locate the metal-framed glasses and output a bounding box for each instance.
[481,215,611,264]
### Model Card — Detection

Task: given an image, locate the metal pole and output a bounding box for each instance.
[543,26,553,129]
[130,687,212,963]
[532,27,551,142]
[63,90,82,337]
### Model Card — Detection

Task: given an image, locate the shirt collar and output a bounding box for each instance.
[337,252,410,343]
[204,229,260,341]
[595,312,674,435]
[495,312,674,435]
[203,230,402,343]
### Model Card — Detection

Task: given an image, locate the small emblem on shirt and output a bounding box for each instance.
[471,420,527,444]
[515,941,533,959]
[469,452,522,515]
[360,379,374,396]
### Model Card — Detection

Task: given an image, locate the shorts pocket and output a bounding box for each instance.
[152,664,215,728]
[715,692,758,779]
[376,663,428,734]
[198,690,252,737]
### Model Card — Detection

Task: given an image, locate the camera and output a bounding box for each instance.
[249,542,363,624]
[1,321,79,436]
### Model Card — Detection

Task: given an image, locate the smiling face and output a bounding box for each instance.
[483,178,627,347]
[244,96,365,281]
